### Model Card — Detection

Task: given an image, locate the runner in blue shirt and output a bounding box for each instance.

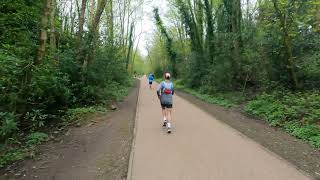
[148,73,154,89]
[157,73,174,133]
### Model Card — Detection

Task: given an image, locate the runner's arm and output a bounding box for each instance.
[156,82,162,98]
[172,83,174,95]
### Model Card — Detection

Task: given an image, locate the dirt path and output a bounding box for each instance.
[128,78,311,180]
[0,80,140,180]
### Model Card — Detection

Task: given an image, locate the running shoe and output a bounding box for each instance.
[167,128,171,134]
[163,121,167,127]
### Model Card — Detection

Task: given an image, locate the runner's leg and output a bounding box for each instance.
[167,108,172,131]
[161,106,167,126]
[161,107,166,120]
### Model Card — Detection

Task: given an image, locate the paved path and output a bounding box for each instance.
[128,78,310,180]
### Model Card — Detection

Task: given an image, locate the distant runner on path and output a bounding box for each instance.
[157,73,174,133]
[148,73,154,89]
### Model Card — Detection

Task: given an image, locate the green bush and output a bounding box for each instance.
[26,132,48,146]
[65,106,104,122]
[245,91,320,147]
[245,91,320,125]
[0,112,18,141]
[172,79,243,108]
[245,93,286,126]
[183,88,236,108]
[309,136,320,148]
[0,52,29,112]
[0,149,25,168]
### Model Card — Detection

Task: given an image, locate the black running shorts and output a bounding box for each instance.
[161,103,172,109]
[149,81,153,85]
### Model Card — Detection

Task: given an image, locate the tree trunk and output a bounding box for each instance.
[70,11,76,35]
[126,22,134,71]
[186,0,202,51]
[272,0,300,89]
[83,0,108,69]
[50,0,56,50]
[231,0,241,60]
[153,8,177,77]
[203,0,214,62]
[60,2,67,33]
[223,0,242,82]
[76,0,87,63]
[315,4,320,33]
[91,0,108,32]
[106,0,114,45]
[195,0,204,46]
[35,0,52,64]
[77,0,87,44]
[124,0,132,51]
[131,33,142,74]
[90,0,96,27]
[120,0,127,47]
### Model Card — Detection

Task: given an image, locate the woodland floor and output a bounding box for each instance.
[0,80,139,180]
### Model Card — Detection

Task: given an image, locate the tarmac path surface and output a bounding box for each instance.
[127,78,310,180]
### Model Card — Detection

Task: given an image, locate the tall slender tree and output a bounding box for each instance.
[35,0,53,64]
[153,8,177,77]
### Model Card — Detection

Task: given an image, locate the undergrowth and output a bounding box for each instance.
[0,81,133,168]
[172,79,244,108]
[245,91,320,148]
[0,132,48,168]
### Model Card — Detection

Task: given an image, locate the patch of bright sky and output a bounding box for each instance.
[134,0,169,57]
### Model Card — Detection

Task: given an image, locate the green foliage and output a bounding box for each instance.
[26,132,48,146]
[133,52,148,75]
[245,93,286,126]
[173,80,239,107]
[0,113,18,141]
[245,91,320,147]
[0,0,41,58]
[245,91,320,124]
[0,132,48,167]
[184,89,236,108]
[65,106,104,122]
[147,36,168,78]
[149,0,320,91]
[0,0,134,168]
[0,148,25,168]
[1,33,132,134]
[284,122,320,148]
[153,8,177,77]
[0,51,29,112]
[309,136,320,148]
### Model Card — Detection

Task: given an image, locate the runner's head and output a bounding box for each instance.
[165,73,171,80]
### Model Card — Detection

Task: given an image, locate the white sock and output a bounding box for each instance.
[167,122,171,128]
[163,117,167,122]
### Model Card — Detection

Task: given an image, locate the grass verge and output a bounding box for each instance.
[245,91,320,148]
